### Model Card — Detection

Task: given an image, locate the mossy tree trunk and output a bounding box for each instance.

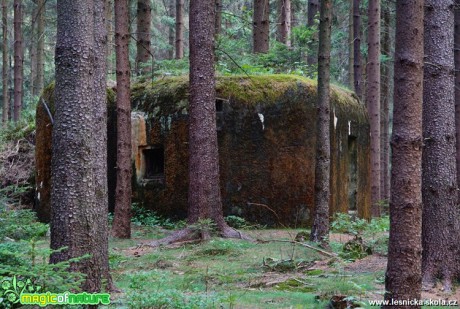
[13,0,23,122]
[253,0,269,53]
[112,0,132,239]
[348,0,354,88]
[310,0,332,243]
[422,0,460,291]
[51,0,111,292]
[136,0,152,74]
[384,0,423,304]
[366,0,381,216]
[2,0,8,125]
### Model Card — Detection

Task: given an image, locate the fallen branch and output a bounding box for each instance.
[263,239,338,258]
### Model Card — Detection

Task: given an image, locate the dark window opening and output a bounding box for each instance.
[216,99,224,112]
[143,148,164,179]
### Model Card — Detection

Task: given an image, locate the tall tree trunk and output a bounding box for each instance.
[51,0,111,292]
[106,0,114,75]
[175,0,184,59]
[276,0,291,47]
[136,0,152,74]
[366,0,381,216]
[348,0,354,88]
[13,0,23,122]
[112,0,132,239]
[422,0,460,291]
[2,0,8,125]
[310,0,332,243]
[455,0,460,190]
[253,0,269,53]
[168,0,174,59]
[380,4,391,202]
[148,0,251,247]
[353,0,362,98]
[215,0,222,39]
[30,3,37,97]
[307,0,319,67]
[384,0,423,304]
[36,0,45,95]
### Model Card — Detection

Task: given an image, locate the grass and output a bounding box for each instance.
[107,227,386,308]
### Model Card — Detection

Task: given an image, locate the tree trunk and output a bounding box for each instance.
[310,0,332,243]
[422,0,460,291]
[455,0,460,191]
[380,4,391,202]
[136,0,152,74]
[30,4,37,98]
[253,0,269,53]
[276,0,291,47]
[106,0,114,75]
[51,0,111,292]
[148,0,251,247]
[353,0,362,98]
[348,0,354,88]
[112,0,132,239]
[215,0,222,39]
[36,0,45,96]
[307,0,319,67]
[13,0,23,122]
[366,0,381,216]
[168,0,174,59]
[2,0,8,125]
[175,0,184,59]
[384,0,423,304]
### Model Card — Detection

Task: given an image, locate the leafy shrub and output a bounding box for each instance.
[131,203,184,229]
[0,208,48,241]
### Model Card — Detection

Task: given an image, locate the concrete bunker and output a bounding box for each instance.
[35,75,371,227]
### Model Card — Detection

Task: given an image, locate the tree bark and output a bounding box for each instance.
[148,0,252,247]
[455,0,460,191]
[366,0,381,216]
[353,0,362,98]
[136,0,152,74]
[13,0,23,122]
[307,0,319,67]
[36,0,45,96]
[276,0,291,47]
[348,0,354,88]
[106,0,114,75]
[30,3,37,98]
[175,0,184,59]
[112,0,132,239]
[253,0,269,53]
[380,4,391,202]
[215,0,222,39]
[2,0,8,125]
[168,0,174,59]
[384,0,423,305]
[422,0,460,291]
[310,0,332,243]
[51,0,111,292]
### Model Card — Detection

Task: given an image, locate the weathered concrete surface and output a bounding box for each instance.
[35,75,371,227]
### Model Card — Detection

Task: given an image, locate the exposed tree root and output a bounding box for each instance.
[146,225,254,247]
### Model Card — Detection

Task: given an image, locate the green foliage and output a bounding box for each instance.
[0,208,48,241]
[330,213,389,236]
[339,236,373,261]
[131,203,184,229]
[192,239,250,257]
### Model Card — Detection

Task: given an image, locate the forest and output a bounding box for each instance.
[0,0,459,308]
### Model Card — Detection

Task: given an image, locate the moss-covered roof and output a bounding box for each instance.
[131,74,368,123]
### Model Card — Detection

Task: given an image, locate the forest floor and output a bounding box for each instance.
[107,227,460,308]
